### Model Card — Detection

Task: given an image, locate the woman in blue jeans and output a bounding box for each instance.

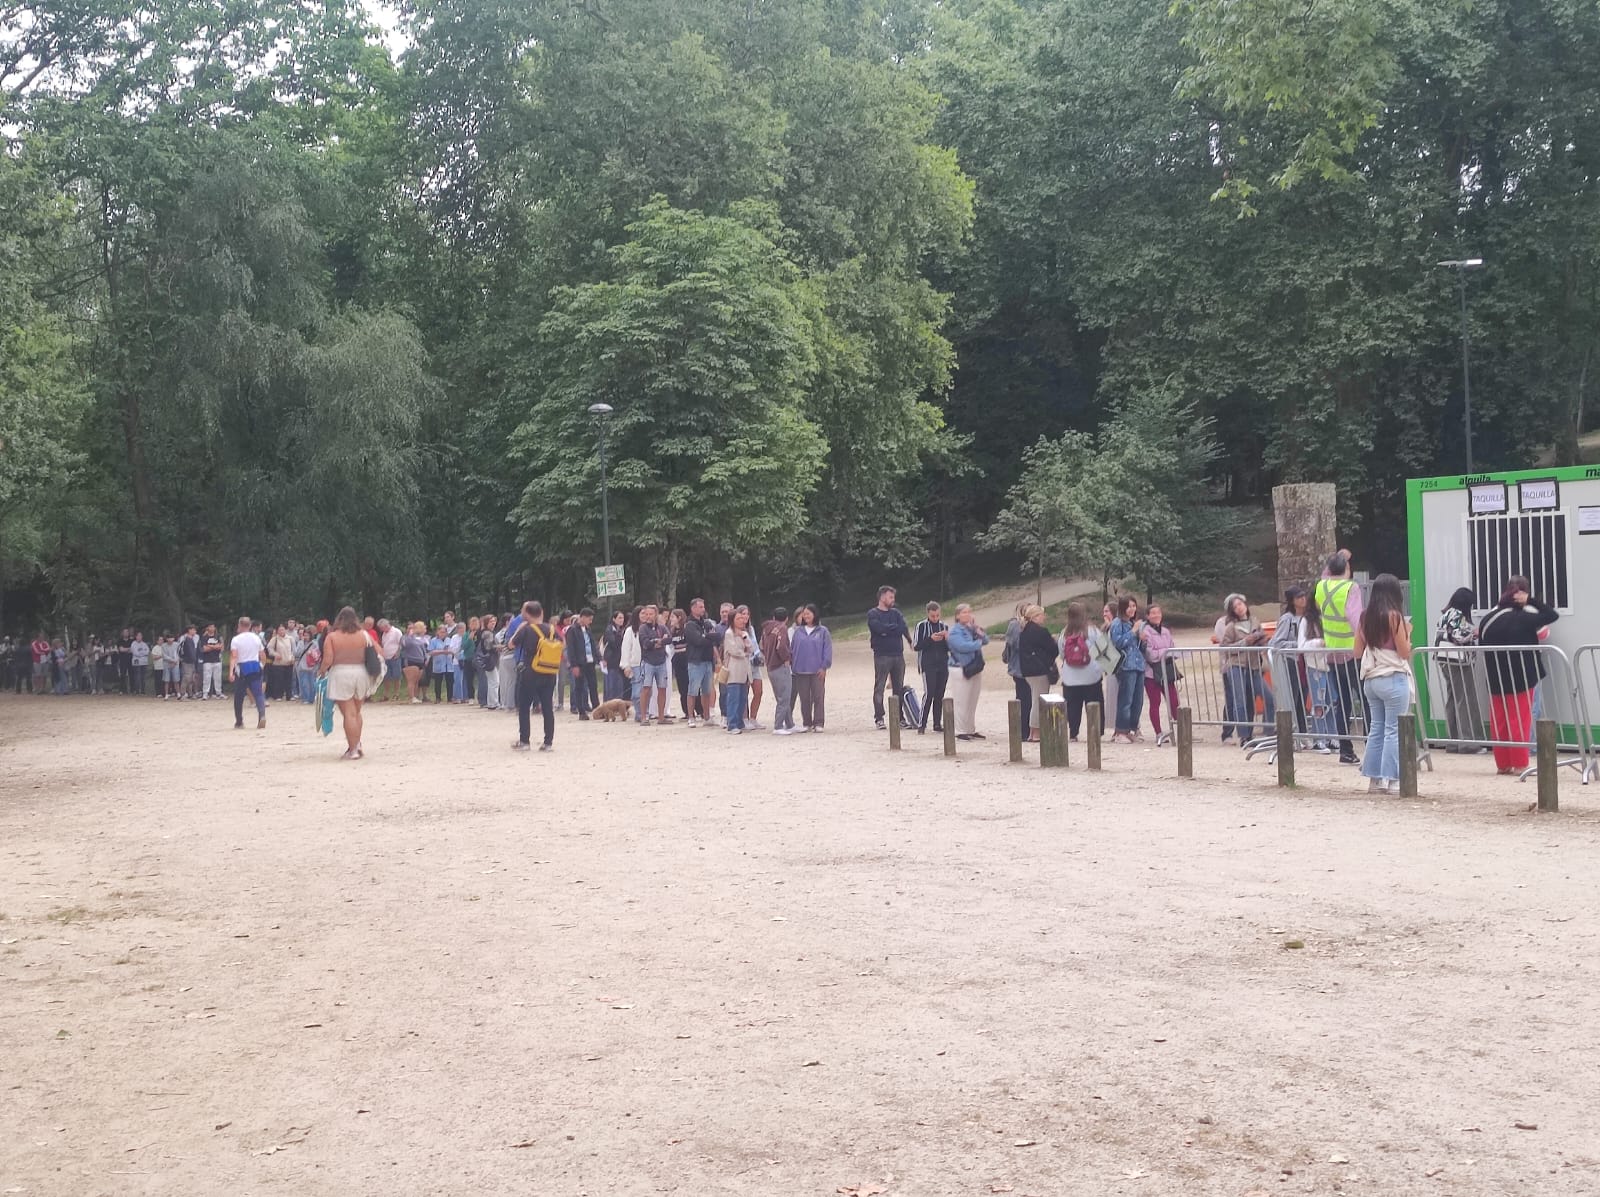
[1108,595,1147,742]
[1218,594,1271,745]
[719,606,754,733]
[1354,574,1413,794]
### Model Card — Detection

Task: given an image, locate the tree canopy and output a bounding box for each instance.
[3,0,1597,628]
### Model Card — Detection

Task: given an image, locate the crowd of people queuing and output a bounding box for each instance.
[3,563,1558,784]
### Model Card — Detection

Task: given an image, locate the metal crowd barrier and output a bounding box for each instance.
[1412,644,1595,783]
[1163,646,1279,754]
[1257,646,1436,771]
[1413,643,1592,782]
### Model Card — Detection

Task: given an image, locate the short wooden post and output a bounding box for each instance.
[1276,709,1296,788]
[1537,719,1559,812]
[1086,702,1103,772]
[1398,713,1419,798]
[1007,700,1023,763]
[888,707,902,751]
[1038,694,1067,768]
[942,698,956,757]
[1177,707,1194,778]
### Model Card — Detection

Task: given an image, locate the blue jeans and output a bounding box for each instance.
[1361,672,1411,782]
[1225,665,1258,741]
[297,670,317,704]
[1115,667,1145,733]
[722,682,749,730]
[1308,669,1337,739]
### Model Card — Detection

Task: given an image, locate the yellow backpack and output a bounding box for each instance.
[531,624,564,675]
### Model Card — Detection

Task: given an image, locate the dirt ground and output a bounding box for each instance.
[4,639,1600,1197]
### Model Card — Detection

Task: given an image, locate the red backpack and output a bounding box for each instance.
[1062,633,1091,668]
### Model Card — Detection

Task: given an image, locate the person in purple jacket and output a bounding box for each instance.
[789,603,833,733]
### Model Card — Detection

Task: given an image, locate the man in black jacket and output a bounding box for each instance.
[565,608,598,719]
[912,601,950,735]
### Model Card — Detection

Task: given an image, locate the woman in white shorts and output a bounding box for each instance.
[319,606,380,759]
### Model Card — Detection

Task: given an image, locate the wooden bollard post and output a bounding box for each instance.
[1537,719,1559,812]
[943,698,956,757]
[1398,713,1419,798]
[1008,700,1023,763]
[1276,709,1295,788]
[1177,707,1194,778]
[1086,702,1103,771]
[888,706,902,751]
[1038,694,1067,768]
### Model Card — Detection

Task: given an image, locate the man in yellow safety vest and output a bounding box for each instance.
[1314,549,1364,765]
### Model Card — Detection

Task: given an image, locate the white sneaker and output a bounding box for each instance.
[411,697,422,705]
[1367,779,1383,794]
[747,720,763,730]
[687,718,699,728]
[774,727,792,736]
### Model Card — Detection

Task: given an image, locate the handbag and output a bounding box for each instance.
[364,638,383,678]
[962,655,985,679]
[715,665,730,686]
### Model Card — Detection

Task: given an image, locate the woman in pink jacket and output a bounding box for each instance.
[1139,603,1180,739]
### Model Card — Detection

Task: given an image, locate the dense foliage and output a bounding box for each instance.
[3,0,1597,630]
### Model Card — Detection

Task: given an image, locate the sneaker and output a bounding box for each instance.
[234,721,244,730]
[1339,753,1360,766]
[578,714,590,722]
[1384,780,1400,794]
[539,743,553,752]
[687,718,699,729]
[956,733,976,742]
[970,732,986,740]
[774,727,793,736]
[729,727,743,735]
[875,719,886,730]
[1367,779,1384,794]
[257,717,266,730]
[746,720,762,730]
[812,726,824,734]
[511,741,530,751]
[1316,743,1333,755]
[411,697,422,705]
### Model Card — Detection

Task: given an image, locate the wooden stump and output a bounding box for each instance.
[1276,709,1295,788]
[1038,694,1067,768]
[1537,719,1559,812]
[1008,700,1023,763]
[1177,707,1194,778]
[888,710,901,751]
[943,698,956,757]
[1086,702,1103,772]
[1398,713,1419,798]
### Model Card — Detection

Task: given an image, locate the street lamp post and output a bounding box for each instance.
[587,403,614,610]
[1438,258,1484,472]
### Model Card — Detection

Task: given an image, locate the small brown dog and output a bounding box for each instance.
[591,699,633,723]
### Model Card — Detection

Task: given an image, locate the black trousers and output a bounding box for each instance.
[570,664,598,715]
[516,670,557,747]
[1062,680,1105,739]
[673,655,691,716]
[1014,675,1032,736]
[1331,658,1361,757]
[920,667,949,730]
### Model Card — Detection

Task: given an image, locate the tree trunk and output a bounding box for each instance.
[663,540,681,610]
[119,385,183,629]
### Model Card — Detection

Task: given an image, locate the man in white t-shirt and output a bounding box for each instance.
[378,618,404,702]
[229,615,268,730]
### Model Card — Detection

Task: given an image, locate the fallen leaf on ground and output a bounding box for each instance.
[1513,1122,1538,1131]
[610,1004,634,1010]
[835,1187,885,1197]
[1012,1139,1038,1147]
[1283,939,1306,950]
[1329,1153,1349,1164]
[506,1140,536,1148]
[213,1122,231,1131]
[1425,1167,1444,1178]
[802,1059,823,1067]
[991,1186,1015,1193]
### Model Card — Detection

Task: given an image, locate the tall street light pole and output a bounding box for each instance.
[1438,258,1484,472]
[587,403,614,611]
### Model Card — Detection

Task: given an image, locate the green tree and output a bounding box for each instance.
[511,198,827,607]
